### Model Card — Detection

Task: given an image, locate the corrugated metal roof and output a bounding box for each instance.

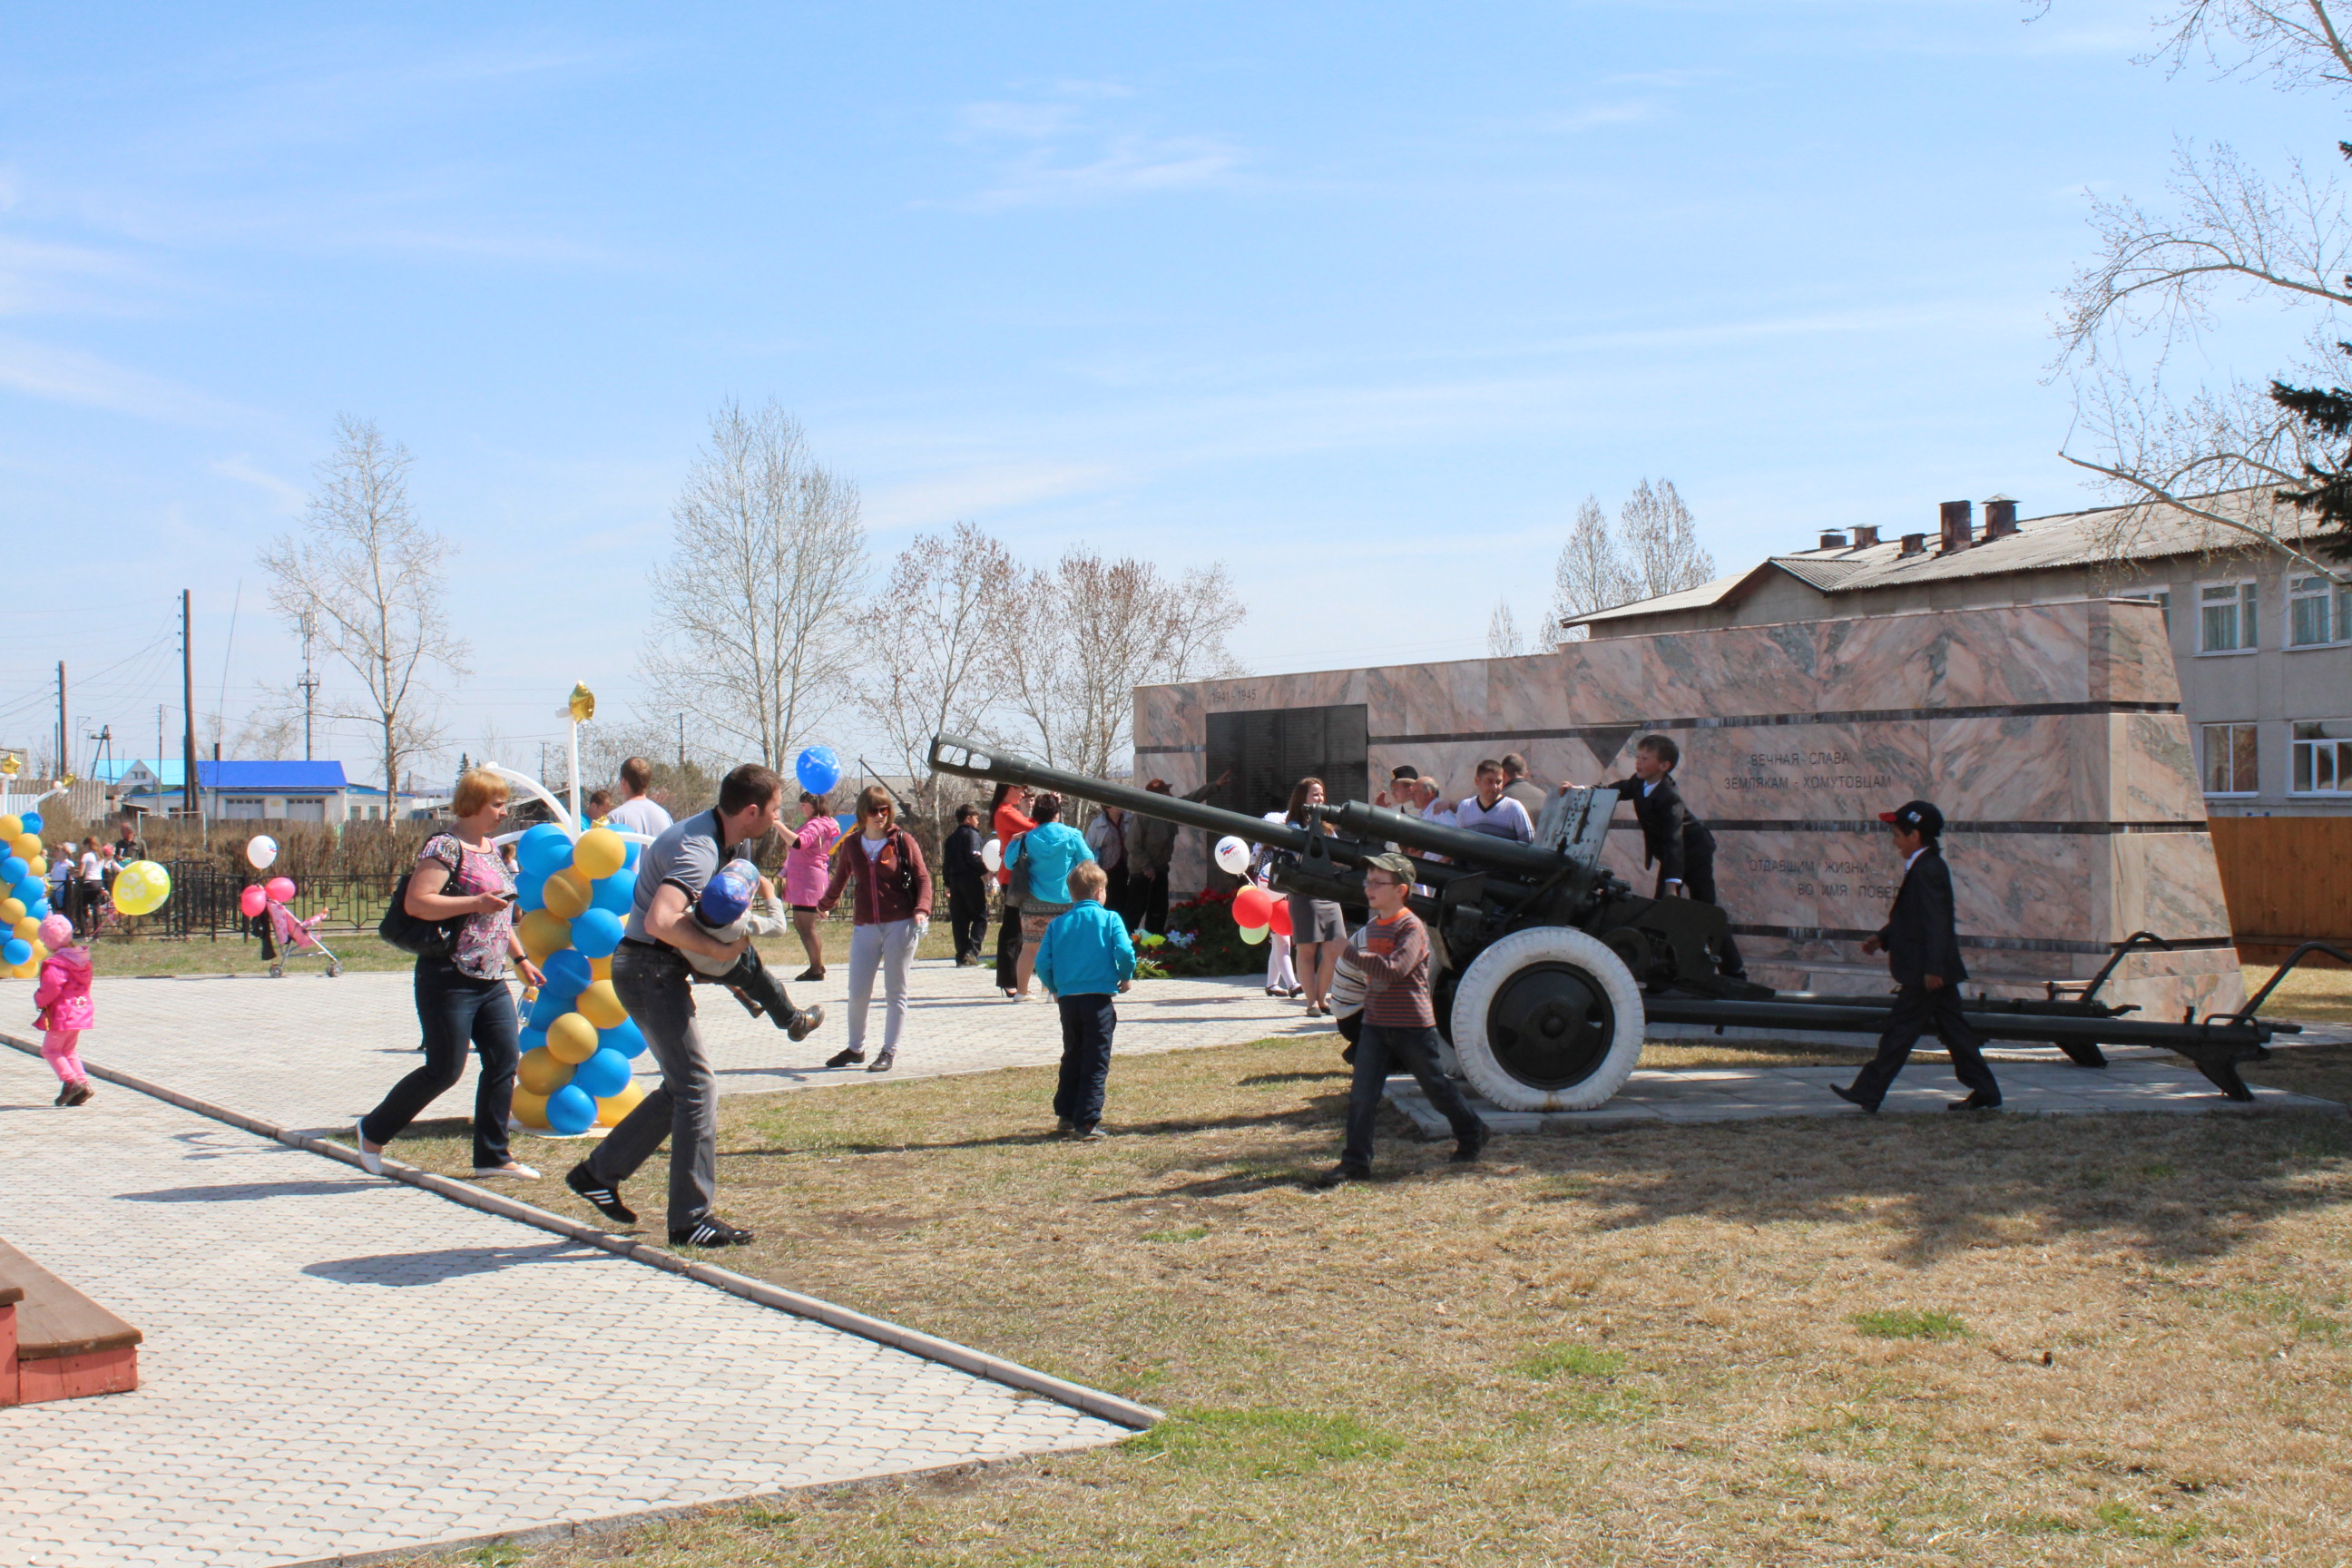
[1564,487,2335,627]
[118,760,351,791]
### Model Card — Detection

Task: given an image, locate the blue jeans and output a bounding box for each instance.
[362,957,519,1169]
[1054,994,1117,1127]
[1343,1023,1484,1172]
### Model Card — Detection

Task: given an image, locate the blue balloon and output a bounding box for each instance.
[3,937,30,966]
[623,839,642,868]
[542,948,593,995]
[19,811,41,834]
[517,823,573,878]
[544,1083,598,1136]
[570,907,623,959]
[796,746,841,796]
[26,898,49,921]
[515,870,549,912]
[591,870,635,916]
[599,1017,646,1059]
[1,857,24,884]
[10,877,38,906]
[528,991,571,1031]
[519,1026,548,1058]
[570,1047,632,1100]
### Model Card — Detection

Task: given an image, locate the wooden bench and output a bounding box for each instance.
[0,1239,141,1406]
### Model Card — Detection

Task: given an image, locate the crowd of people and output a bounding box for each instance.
[39,736,1978,1244]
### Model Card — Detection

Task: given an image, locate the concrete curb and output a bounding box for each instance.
[0,1030,1162,1433]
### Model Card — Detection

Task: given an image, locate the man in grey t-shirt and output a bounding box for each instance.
[567,763,783,1248]
[603,755,674,840]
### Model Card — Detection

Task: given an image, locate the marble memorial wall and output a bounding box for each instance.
[1135,598,2246,1016]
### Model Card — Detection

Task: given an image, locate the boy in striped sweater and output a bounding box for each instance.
[1309,852,1489,1188]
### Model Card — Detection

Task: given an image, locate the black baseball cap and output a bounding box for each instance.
[1390,764,1419,781]
[1877,800,1943,837]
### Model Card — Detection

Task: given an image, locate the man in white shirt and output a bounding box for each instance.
[603,756,674,839]
[1453,760,1534,843]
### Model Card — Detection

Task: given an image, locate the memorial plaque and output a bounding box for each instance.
[1137,598,2244,1016]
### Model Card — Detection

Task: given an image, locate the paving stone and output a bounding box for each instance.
[0,1049,1126,1568]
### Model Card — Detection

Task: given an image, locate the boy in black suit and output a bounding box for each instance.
[1602,733,1744,978]
[1832,799,2002,1112]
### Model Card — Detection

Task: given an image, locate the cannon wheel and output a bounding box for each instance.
[1449,927,1646,1112]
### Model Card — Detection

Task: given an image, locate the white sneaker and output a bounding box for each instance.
[354,1119,383,1177]
[473,1163,542,1181]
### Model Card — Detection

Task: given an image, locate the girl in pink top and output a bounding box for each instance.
[31,914,94,1107]
[784,790,843,980]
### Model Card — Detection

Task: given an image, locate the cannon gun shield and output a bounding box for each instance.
[1449,927,1646,1111]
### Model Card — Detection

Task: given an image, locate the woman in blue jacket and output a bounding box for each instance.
[1003,790,1094,1001]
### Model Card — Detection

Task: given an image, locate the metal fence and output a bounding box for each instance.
[130,864,401,942]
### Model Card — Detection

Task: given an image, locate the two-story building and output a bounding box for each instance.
[1563,489,2352,817]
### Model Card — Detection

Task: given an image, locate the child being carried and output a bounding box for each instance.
[688,859,826,1042]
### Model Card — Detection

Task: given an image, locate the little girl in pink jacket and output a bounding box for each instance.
[31,913,93,1107]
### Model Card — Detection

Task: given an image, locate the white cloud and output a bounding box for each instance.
[941,80,1246,211]
[0,334,249,426]
[863,459,1123,531]
[210,453,309,514]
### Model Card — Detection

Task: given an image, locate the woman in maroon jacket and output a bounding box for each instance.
[817,785,934,1073]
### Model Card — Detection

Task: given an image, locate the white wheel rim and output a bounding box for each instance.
[1448,926,1645,1112]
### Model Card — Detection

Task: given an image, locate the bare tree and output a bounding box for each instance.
[231,705,304,761]
[853,521,1021,826]
[994,548,1245,798]
[2051,1,2352,579]
[1547,495,1632,640]
[260,416,467,804]
[642,401,868,769]
[1617,478,1717,599]
[1486,598,1526,659]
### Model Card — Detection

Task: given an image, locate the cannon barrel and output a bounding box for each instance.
[929,734,1321,858]
[1324,799,1566,879]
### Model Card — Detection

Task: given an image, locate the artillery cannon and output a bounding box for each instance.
[929,734,2304,1110]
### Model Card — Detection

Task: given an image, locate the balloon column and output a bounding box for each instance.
[1,809,54,978]
[509,822,649,1136]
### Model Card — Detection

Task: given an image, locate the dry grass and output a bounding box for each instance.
[2242,961,2352,1025]
[376,1030,2352,1567]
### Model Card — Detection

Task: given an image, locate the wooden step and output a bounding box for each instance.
[0,1239,140,1406]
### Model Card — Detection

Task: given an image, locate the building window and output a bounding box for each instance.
[2292,720,2352,794]
[2152,589,2171,634]
[2202,721,2259,795]
[2288,574,2352,647]
[2200,581,2258,652]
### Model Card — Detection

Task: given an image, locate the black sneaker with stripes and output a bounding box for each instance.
[564,1161,636,1225]
[671,1216,755,1248]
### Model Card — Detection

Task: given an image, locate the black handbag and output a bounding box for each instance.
[378,869,463,958]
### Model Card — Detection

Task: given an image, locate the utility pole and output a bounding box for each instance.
[298,611,319,761]
[181,590,198,826]
[54,662,65,780]
[678,713,686,770]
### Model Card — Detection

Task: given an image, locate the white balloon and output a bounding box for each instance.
[245,835,279,870]
[1213,836,1251,875]
[981,837,1003,872]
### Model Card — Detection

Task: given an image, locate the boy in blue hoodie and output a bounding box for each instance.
[1034,860,1135,1140]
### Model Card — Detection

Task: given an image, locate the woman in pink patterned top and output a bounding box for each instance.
[784,790,842,981]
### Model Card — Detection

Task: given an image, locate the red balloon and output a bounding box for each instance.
[1232,885,1272,926]
[1267,898,1295,937]
[265,877,298,904]
[240,885,267,917]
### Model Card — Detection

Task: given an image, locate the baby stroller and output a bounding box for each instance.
[259,897,343,979]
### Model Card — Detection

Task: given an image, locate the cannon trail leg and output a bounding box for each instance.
[2055,1040,2109,1069]
[2190,1056,2256,1102]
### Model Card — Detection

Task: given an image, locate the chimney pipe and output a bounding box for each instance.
[1853,524,1880,547]
[1899,532,1926,557]
[1818,530,1848,550]
[1984,496,2019,539]
[1939,500,1973,554]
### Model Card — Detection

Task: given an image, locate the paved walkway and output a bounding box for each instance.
[1390,1058,2346,1135]
[0,1048,1129,1568]
[79,962,1321,1135]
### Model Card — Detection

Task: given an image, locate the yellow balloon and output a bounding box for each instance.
[543,868,592,920]
[12,916,37,944]
[511,1089,551,1129]
[519,909,573,960]
[26,940,47,966]
[547,1011,600,1063]
[11,833,38,862]
[0,899,22,926]
[575,978,628,1029]
[573,828,626,880]
[113,860,172,916]
[588,955,612,981]
[0,814,19,839]
[595,1081,646,1127]
[517,1045,573,1095]
[24,857,44,880]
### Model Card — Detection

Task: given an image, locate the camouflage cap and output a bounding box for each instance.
[1366,851,1416,883]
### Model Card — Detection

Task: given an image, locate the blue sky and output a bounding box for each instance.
[0,1,2328,777]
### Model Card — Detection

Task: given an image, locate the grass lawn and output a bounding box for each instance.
[369,1026,2352,1567]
